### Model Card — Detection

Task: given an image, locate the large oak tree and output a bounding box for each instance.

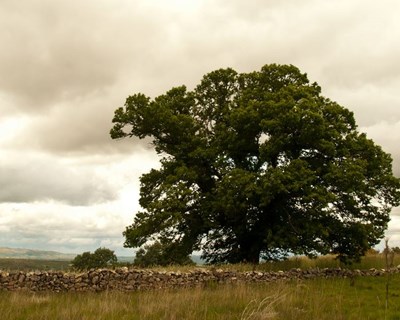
[111,64,400,264]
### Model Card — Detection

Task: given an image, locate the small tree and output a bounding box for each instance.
[134,241,194,267]
[71,251,93,271]
[71,247,117,270]
[391,246,400,254]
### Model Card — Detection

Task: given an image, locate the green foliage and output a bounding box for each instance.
[392,246,400,254]
[71,247,117,271]
[133,241,194,267]
[111,63,400,264]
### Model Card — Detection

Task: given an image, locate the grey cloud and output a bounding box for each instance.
[2,0,399,116]
[3,92,155,155]
[0,0,165,112]
[0,0,202,154]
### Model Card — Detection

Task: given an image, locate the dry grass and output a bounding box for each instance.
[1,275,400,319]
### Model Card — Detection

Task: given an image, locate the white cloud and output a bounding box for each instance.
[324,81,400,128]
[0,200,136,255]
[0,149,159,254]
[0,150,116,205]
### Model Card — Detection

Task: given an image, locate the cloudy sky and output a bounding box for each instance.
[1,0,400,256]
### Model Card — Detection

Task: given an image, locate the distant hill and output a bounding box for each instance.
[0,247,201,264]
[0,247,76,261]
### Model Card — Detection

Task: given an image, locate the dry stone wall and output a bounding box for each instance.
[1,267,399,292]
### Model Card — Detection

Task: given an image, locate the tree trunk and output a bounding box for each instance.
[238,240,261,264]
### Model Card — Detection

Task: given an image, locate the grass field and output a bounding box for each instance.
[0,258,71,271]
[1,275,400,319]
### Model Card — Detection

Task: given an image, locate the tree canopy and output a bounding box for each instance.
[133,241,194,267]
[71,247,117,270]
[111,64,400,264]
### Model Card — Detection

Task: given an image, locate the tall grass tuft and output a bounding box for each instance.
[384,239,395,320]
